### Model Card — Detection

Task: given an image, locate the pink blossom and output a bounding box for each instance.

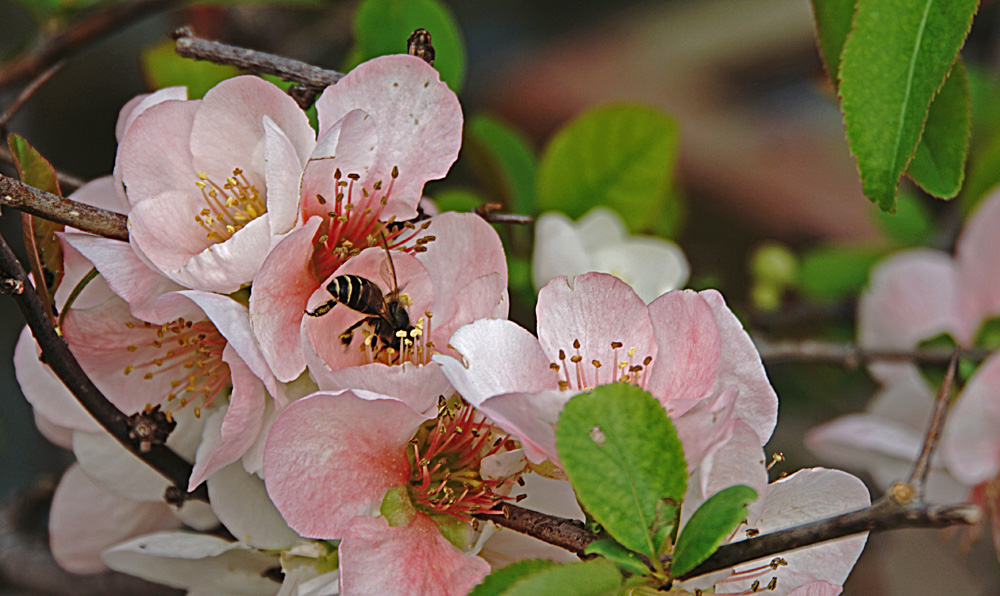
[249,55,463,382]
[436,272,777,467]
[808,188,1000,553]
[116,76,315,293]
[263,389,519,595]
[677,424,869,595]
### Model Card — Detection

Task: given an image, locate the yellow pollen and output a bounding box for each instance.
[193,168,265,243]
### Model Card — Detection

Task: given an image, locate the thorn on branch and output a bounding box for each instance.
[408,29,435,66]
[1,276,24,295]
[127,405,176,454]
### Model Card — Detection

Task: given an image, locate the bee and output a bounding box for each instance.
[305,242,412,355]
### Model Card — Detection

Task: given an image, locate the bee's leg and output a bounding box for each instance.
[306,300,336,317]
[339,317,371,345]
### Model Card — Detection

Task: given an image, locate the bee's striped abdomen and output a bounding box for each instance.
[327,275,384,316]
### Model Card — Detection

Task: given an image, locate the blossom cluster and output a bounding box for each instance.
[809,188,1000,556]
[15,55,868,596]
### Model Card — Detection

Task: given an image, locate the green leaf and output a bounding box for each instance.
[811,0,856,82]
[8,134,64,307]
[349,0,466,92]
[839,0,977,211]
[536,103,679,232]
[466,114,537,214]
[871,189,934,246]
[431,188,484,212]
[556,384,686,562]
[671,485,758,578]
[584,540,652,577]
[469,560,562,596]
[141,39,241,99]
[470,559,622,596]
[798,244,886,300]
[906,59,970,199]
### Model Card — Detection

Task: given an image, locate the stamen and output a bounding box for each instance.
[192,168,265,243]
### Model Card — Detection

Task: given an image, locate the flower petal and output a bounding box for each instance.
[250,216,323,381]
[646,290,721,415]
[943,353,1000,485]
[311,360,449,416]
[436,319,557,406]
[701,290,778,443]
[50,465,180,574]
[102,531,280,595]
[592,236,689,303]
[15,326,100,432]
[190,75,314,180]
[957,190,1000,329]
[315,55,463,220]
[532,212,592,292]
[263,115,306,236]
[207,460,299,550]
[536,272,656,387]
[477,389,574,465]
[119,99,200,204]
[263,391,429,538]
[338,514,490,596]
[300,108,378,220]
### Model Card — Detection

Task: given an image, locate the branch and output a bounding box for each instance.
[908,351,959,498]
[0,0,183,92]
[676,497,980,580]
[477,503,600,557]
[0,174,126,240]
[755,338,990,367]
[474,202,534,225]
[0,232,206,502]
[170,27,344,110]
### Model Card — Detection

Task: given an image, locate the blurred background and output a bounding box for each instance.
[0,0,998,593]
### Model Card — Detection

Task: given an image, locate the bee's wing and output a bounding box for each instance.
[379,251,401,295]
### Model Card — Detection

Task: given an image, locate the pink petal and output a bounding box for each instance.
[263,115,306,236]
[263,391,429,538]
[476,389,573,465]
[34,410,74,448]
[338,514,490,596]
[536,272,656,389]
[957,190,1000,330]
[190,75,314,179]
[249,217,322,382]
[50,465,180,574]
[60,232,195,323]
[15,326,100,432]
[645,290,721,414]
[300,109,378,219]
[436,319,557,406]
[65,175,129,215]
[118,99,200,204]
[311,360,450,415]
[741,469,869,596]
[206,461,298,550]
[702,290,779,443]
[174,290,277,395]
[188,346,266,489]
[116,87,188,143]
[942,353,1000,485]
[859,249,965,348]
[673,385,738,470]
[416,213,508,328]
[315,55,463,220]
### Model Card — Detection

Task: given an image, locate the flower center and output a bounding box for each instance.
[550,339,654,391]
[122,317,229,418]
[355,309,435,367]
[193,168,265,243]
[709,557,786,595]
[407,401,515,521]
